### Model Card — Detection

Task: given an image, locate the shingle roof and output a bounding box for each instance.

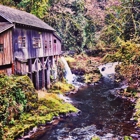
[0,23,13,34]
[0,5,55,31]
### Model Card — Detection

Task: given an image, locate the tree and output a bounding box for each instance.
[43,0,96,52]
[0,0,15,6]
[99,0,140,47]
[17,0,50,18]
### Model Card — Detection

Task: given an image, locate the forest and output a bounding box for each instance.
[1,0,140,139]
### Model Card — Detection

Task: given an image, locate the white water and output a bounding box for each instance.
[58,94,73,103]
[98,62,120,78]
[61,56,75,83]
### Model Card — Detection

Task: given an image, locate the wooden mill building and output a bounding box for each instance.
[0,5,62,89]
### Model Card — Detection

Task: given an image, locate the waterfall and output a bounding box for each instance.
[61,56,75,83]
[98,62,120,79]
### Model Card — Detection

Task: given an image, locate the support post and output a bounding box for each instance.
[12,63,15,74]
[51,56,55,67]
[46,57,50,89]
[56,55,59,65]
[41,57,45,88]
[28,59,32,81]
[36,59,39,90]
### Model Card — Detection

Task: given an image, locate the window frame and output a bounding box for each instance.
[18,36,26,48]
[32,37,41,48]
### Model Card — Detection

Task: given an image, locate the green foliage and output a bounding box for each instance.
[17,0,32,13]
[102,40,140,64]
[0,74,77,139]
[17,0,50,18]
[0,0,15,6]
[43,0,95,52]
[71,0,85,13]
[100,0,140,48]
[124,136,132,140]
[0,75,38,139]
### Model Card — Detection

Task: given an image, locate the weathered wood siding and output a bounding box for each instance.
[0,30,13,65]
[15,59,27,75]
[13,27,28,59]
[42,32,52,56]
[13,27,62,60]
[52,35,61,56]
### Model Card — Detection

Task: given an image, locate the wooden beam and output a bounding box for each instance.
[51,56,55,67]
[46,57,50,89]
[12,63,14,74]
[36,59,39,90]
[28,59,32,80]
[41,57,45,88]
[56,55,59,65]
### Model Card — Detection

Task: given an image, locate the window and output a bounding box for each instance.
[18,36,26,48]
[0,44,3,53]
[32,37,41,48]
[54,40,57,43]
[44,40,47,48]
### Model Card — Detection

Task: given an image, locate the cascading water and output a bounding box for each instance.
[98,62,120,78]
[98,62,121,84]
[61,56,75,84]
[60,57,85,88]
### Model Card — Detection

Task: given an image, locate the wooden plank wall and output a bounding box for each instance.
[15,60,27,75]
[52,35,61,55]
[13,27,62,60]
[42,32,52,56]
[0,30,13,65]
[13,28,28,59]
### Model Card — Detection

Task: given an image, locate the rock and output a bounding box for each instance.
[52,120,59,126]
[130,134,139,138]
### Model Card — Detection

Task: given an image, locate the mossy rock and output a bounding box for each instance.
[51,81,75,93]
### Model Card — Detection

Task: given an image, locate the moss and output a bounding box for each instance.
[1,75,78,139]
[3,93,77,139]
[84,73,101,83]
[124,136,133,140]
[15,75,38,110]
[38,93,77,114]
[50,81,75,93]
[3,122,36,140]
[91,136,100,140]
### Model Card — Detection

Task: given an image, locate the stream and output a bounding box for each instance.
[39,80,140,140]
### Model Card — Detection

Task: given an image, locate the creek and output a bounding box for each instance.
[38,60,140,140]
[39,80,140,140]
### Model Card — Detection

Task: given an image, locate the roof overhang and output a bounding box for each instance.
[0,23,13,34]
